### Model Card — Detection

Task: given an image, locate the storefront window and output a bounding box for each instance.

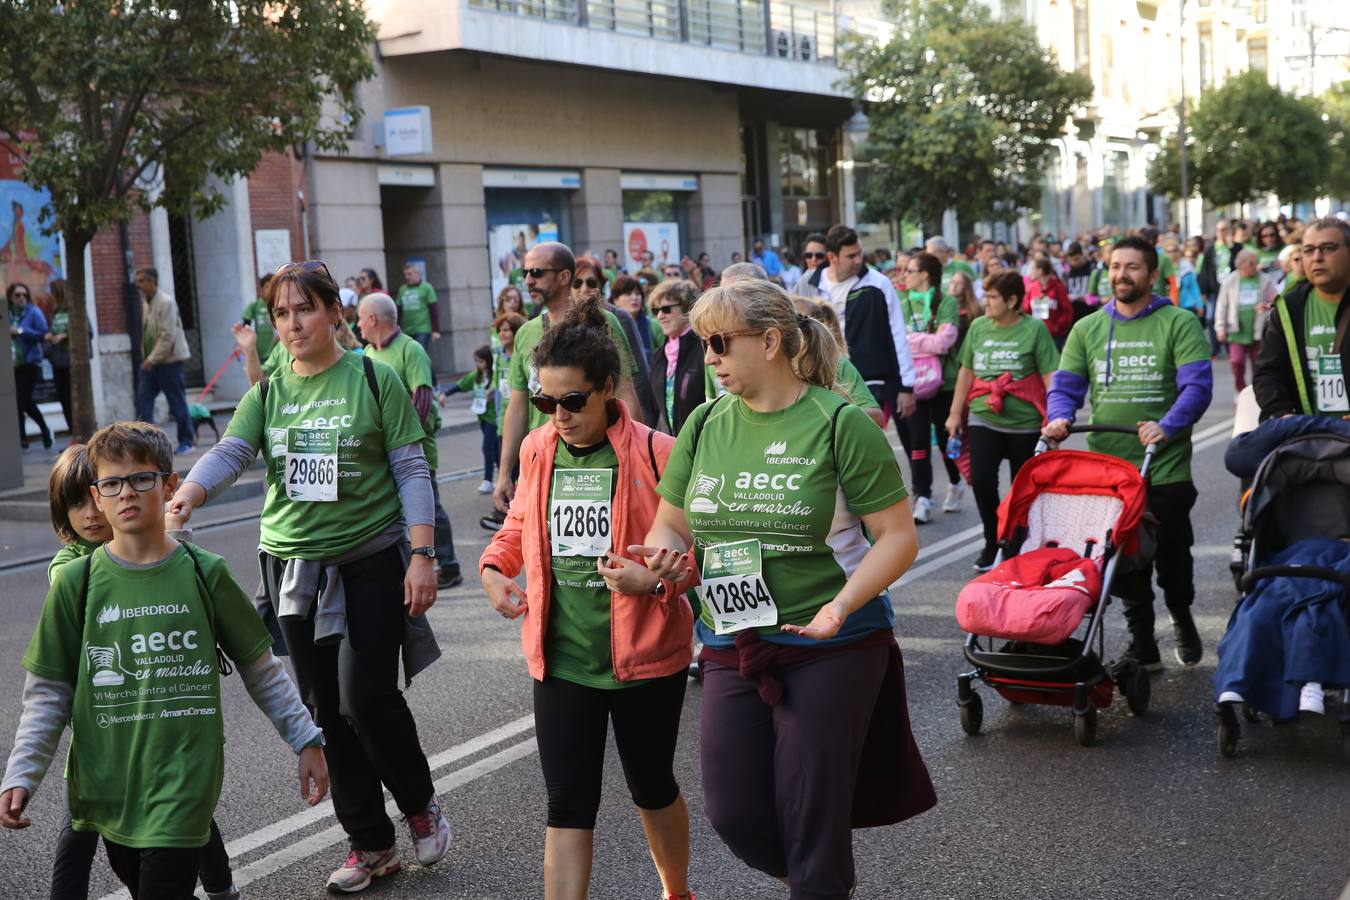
[485,187,569,304]
[622,189,688,272]
[779,128,829,198]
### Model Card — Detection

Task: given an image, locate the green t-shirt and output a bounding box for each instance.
[1231,277,1261,346]
[51,309,69,337]
[456,369,496,426]
[544,440,640,689]
[1305,292,1345,415]
[224,352,427,559]
[1255,247,1280,272]
[958,315,1060,432]
[396,282,437,336]
[261,339,291,378]
[242,298,278,359]
[23,545,272,848]
[941,260,975,295]
[837,358,879,410]
[49,538,100,585]
[508,308,638,431]
[657,387,909,647]
[1056,305,1211,485]
[1153,253,1176,297]
[492,346,512,435]
[363,332,441,470]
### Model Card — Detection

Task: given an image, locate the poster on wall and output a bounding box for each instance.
[488,221,559,304]
[254,229,293,280]
[0,159,63,309]
[623,222,680,273]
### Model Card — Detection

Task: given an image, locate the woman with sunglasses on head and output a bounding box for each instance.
[166,261,452,894]
[479,295,697,900]
[646,279,705,435]
[636,278,934,900]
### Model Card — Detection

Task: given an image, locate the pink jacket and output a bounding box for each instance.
[479,400,696,683]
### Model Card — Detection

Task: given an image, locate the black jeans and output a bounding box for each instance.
[966,426,1039,552]
[1114,480,1199,639]
[278,543,436,850]
[14,362,49,441]
[480,420,499,482]
[102,839,200,900]
[533,672,687,830]
[53,364,71,431]
[50,816,231,899]
[428,469,461,577]
[896,390,960,500]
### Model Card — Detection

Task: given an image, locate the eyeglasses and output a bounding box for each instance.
[529,389,596,415]
[92,471,169,497]
[905,267,922,274]
[803,252,827,260]
[702,330,762,355]
[277,260,335,281]
[572,277,600,290]
[653,304,683,316]
[524,267,564,279]
[1302,242,1345,258]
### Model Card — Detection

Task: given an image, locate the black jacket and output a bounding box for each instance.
[1253,280,1350,419]
[1198,241,1243,298]
[648,329,706,435]
[805,263,913,395]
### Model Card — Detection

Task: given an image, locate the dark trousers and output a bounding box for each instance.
[480,420,499,482]
[278,544,435,850]
[1115,480,1199,638]
[102,840,200,900]
[533,672,687,829]
[428,468,460,576]
[896,390,961,500]
[700,646,888,900]
[1204,296,1221,356]
[53,365,71,431]
[967,426,1039,551]
[135,361,194,447]
[14,362,49,440]
[50,816,231,899]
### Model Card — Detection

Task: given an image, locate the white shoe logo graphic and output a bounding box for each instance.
[690,472,722,514]
[87,645,126,686]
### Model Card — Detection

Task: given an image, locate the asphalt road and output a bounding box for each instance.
[2,363,1348,900]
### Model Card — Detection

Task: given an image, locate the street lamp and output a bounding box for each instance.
[844,103,869,151]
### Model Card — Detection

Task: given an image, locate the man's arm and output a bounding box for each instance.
[494,388,529,512]
[1253,309,1302,417]
[1158,361,1214,437]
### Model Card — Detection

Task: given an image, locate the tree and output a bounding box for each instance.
[0,2,375,440]
[1320,80,1350,200]
[840,0,1093,235]
[1148,71,1333,207]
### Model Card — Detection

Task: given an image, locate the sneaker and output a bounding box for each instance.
[912,496,932,524]
[1124,636,1163,672]
[1169,608,1203,666]
[175,442,195,455]
[1217,690,1245,705]
[405,798,451,867]
[326,847,400,893]
[973,545,997,572]
[480,509,506,532]
[437,569,463,590]
[477,479,494,494]
[1299,682,1325,715]
[942,481,966,513]
[205,885,241,900]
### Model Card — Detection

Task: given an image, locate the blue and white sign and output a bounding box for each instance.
[384,106,433,157]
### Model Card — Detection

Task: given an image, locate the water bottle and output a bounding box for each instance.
[946,432,963,461]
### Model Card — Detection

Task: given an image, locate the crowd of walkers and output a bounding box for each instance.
[3,210,1348,900]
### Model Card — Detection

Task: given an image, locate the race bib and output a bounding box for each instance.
[1238,285,1259,307]
[1031,298,1052,321]
[550,468,613,557]
[284,428,338,502]
[700,539,778,635]
[471,385,488,416]
[1316,356,1348,412]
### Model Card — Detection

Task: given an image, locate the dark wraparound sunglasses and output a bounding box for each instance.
[701,330,762,355]
[653,304,683,316]
[803,251,827,260]
[572,277,600,290]
[530,389,597,415]
[524,267,564,279]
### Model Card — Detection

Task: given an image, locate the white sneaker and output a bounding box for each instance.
[405,798,451,866]
[1217,690,1245,705]
[1299,682,1325,715]
[913,496,932,524]
[942,482,965,513]
[477,480,493,494]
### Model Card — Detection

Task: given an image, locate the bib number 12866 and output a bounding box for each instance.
[550,468,613,557]
[700,539,778,635]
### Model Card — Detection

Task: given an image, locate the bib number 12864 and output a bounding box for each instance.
[700,539,778,635]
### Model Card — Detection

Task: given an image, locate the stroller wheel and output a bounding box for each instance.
[1217,703,1241,758]
[1073,706,1097,747]
[959,691,984,736]
[1125,664,1151,716]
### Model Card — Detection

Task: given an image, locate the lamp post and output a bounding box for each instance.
[1178,0,1190,237]
[841,103,870,228]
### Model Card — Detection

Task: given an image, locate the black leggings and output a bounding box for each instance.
[966,425,1039,551]
[896,390,961,500]
[14,362,49,439]
[533,671,687,829]
[52,816,233,900]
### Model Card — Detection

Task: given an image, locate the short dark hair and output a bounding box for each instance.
[804,232,828,248]
[824,225,859,255]
[258,274,273,290]
[533,295,620,393]
[1067,242,1083,256]
[532,241,576,279]
[87,421,173,478]
[983,270,1026,303]
[1111,235,1159,274]
[1305,216,1350,246]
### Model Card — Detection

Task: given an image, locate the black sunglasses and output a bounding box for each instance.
[572,277,600,290]
[803,251,827,260]
[530,389,596,415]
[701,330,761,355]
[653,304,683,316]
[524,267,564,279]
[93,471,170,497]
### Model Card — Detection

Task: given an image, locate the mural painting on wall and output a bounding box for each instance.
[1,138,64,313]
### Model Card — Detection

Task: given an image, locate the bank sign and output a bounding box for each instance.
[384,106,433,157]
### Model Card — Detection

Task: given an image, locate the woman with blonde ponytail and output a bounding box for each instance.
[633,278,934,900]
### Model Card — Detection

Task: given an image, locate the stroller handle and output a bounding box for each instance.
[1036,425,1160,477]
[1240,564,1350,595]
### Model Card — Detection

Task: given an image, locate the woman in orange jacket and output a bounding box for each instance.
[478,297,697,900]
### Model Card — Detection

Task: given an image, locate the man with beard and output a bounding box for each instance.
[1043,236,1213,670]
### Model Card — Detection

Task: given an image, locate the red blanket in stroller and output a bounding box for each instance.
[957,547,1102,644]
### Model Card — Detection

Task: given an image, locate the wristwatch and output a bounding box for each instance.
[649,580,667,599]
[411,546,437,560]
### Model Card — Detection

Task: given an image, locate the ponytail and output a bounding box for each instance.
[793,314,840,392]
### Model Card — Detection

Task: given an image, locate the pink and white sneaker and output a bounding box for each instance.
[405,797,452,866]
[326,846,400,893]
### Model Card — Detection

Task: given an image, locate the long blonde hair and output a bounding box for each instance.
[690,278,839,392]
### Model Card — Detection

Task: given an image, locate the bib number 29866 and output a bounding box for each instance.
[700,539,778,635]
[550,468,613,557]
[285,428,338,502]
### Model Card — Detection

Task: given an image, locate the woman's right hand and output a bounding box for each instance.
[482,567,527,619]
[627,545,693,581]
[165,490,197,531]
[232,321,257,354]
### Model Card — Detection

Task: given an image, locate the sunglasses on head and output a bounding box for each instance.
[277,259,334,281]
[701,330,762,355]
[524,267,564,279]
[529,389,596,415]
[572,277,600,290]
[653,304,683,316]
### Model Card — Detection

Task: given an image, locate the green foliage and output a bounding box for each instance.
[840,0,1093,230]
[1148,70,1334,206]
[1321,81,1350,199]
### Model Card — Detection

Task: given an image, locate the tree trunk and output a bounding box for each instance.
[63,231,98,441]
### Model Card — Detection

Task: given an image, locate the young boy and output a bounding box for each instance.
[1,422,329,899]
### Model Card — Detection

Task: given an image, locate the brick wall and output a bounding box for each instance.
[90,212,153,335]
[247,149,308,273]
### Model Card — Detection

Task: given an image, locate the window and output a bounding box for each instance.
[778,128,830,198]
[1248,37,1267,72]
[1101,150,1131,228]
[1198,22,1214,91]
[1072,0,1090,72]
[1251,0,1267,23]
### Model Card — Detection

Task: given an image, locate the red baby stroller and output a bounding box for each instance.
[956,425,1156,746]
